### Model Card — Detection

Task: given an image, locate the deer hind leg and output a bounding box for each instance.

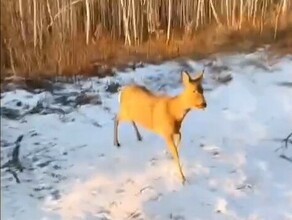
[114,114,121,147]
[132,121,143,141]
[165,135,186,184]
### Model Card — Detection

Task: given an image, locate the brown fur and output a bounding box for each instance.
[114,70,207,184]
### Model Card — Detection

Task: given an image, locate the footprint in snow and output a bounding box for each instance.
[202,145,221,157]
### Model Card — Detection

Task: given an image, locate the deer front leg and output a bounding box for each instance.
[114,115,121,147]
[165,134,186,184]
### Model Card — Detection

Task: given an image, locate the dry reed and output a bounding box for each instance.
[1,0,291,78]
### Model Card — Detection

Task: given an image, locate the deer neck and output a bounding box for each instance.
[169,93,190,123]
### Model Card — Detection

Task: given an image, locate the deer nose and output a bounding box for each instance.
[202,102,207,108]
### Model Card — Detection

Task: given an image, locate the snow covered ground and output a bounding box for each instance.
[1,49,292,220]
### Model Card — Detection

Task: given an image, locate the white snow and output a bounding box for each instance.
[1,50,292,220]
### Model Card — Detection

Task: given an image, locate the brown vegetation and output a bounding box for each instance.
[1,0,292,79]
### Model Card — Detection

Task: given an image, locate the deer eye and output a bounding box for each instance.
[193,90,198,94]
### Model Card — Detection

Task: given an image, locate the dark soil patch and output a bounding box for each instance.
[106,82,121,93]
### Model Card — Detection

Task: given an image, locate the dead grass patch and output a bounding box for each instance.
[2,22,292,80]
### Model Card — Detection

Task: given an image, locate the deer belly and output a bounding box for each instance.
[129,104,153,130]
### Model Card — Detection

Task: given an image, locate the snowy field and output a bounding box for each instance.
[1,49,292,220]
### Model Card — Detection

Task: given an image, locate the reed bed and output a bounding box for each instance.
[1,0,291,77]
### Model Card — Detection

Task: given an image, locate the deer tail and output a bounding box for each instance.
[118,87,123,103]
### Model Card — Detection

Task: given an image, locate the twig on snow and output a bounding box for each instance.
[283,132,292,149]
[275,131,292,153]
[7,170,21,183]
[275,132,292,165]
[1,135,24,183]
[279,154,292,164]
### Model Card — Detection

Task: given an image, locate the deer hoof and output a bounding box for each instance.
[114,142,121,147]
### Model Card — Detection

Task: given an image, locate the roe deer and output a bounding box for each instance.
[114,70,207,184]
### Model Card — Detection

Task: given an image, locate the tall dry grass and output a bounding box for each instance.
[1,0,291,78]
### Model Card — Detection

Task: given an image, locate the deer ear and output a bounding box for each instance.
[181,70,191,86]
[193,69,204,82]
